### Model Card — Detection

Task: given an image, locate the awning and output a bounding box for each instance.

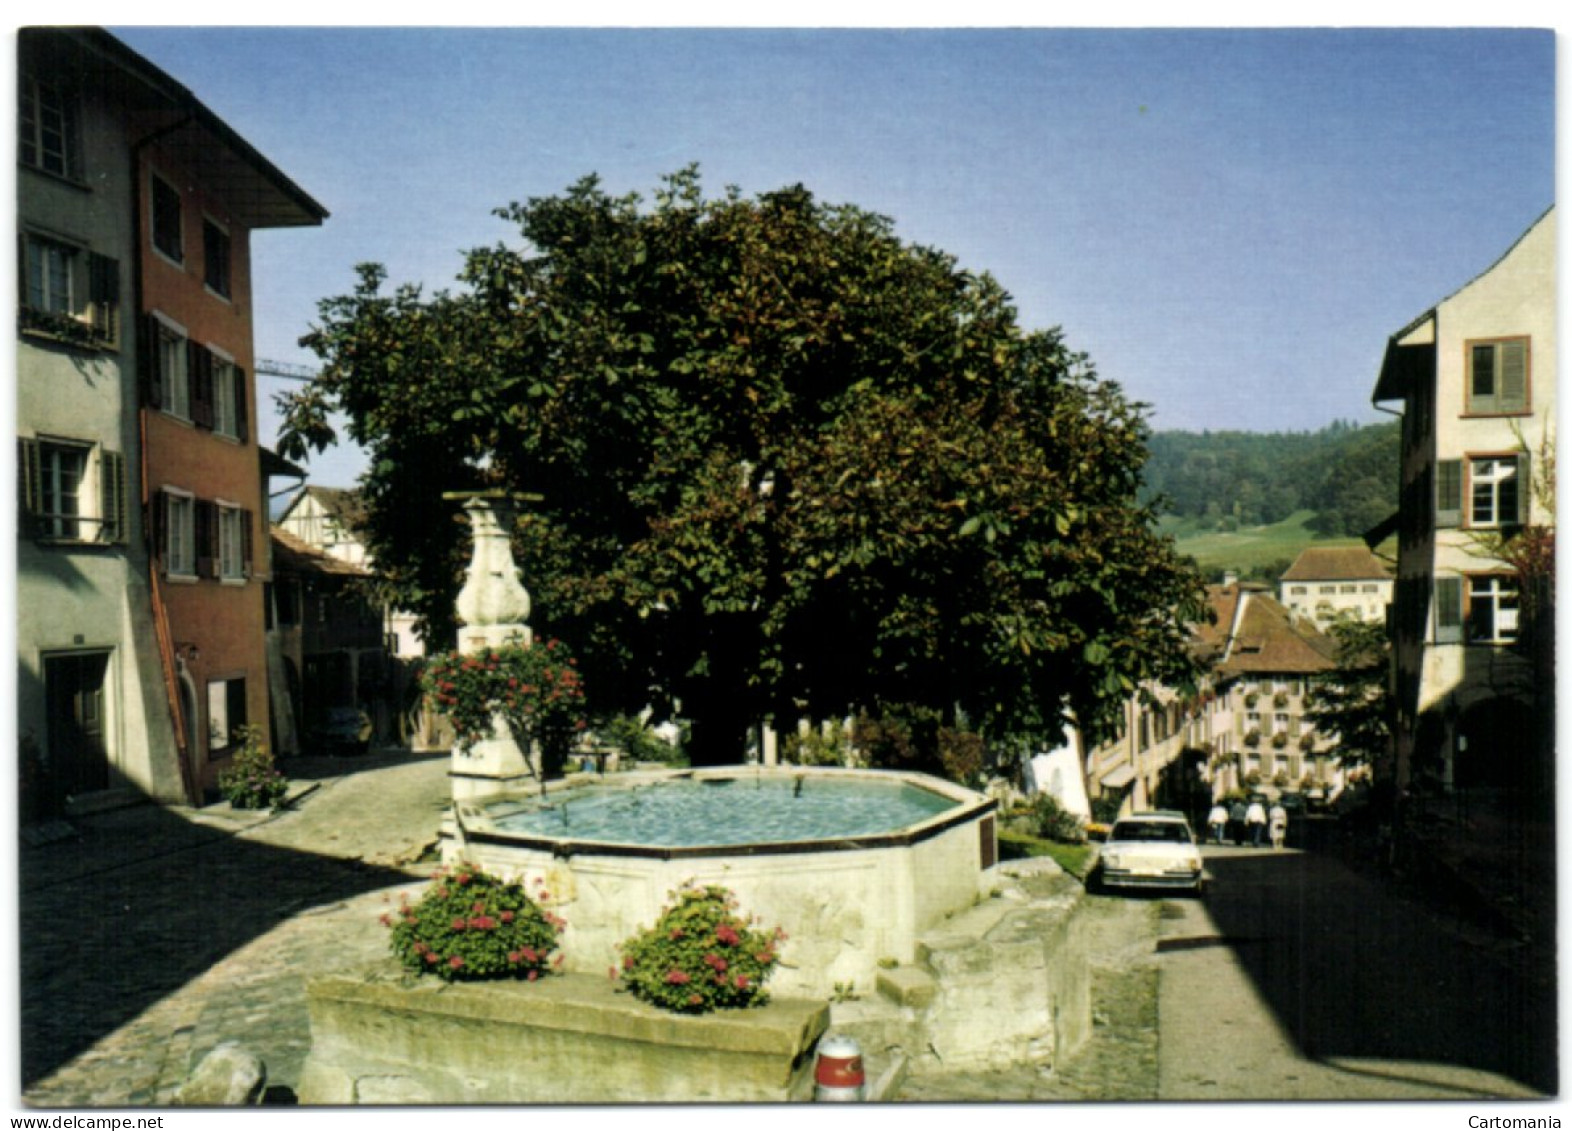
[1099,764,1137,790]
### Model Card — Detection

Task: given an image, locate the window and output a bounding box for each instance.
[1469,456,1524,529]
[17,437,126,543]
[1273,712,1290,736]
[20,235,119,346]
[151,174,183,263]
[149,317,190,419]
[1339,584,1357,594]
[25,236,72,314]
[20,75,78,178]
[1434,575,1464,643]
[1318,585,1336,595]
[1467,576,1520,644]
[210,356,247,440]
[1361,584,1379,593]
[203,218,232,299]
[1466,338,1529,415]
[163,491,195,577]
[1290,586,1307,595]
[218,505,246,580]
[1436,459,1463,527]
[207,677,247,752]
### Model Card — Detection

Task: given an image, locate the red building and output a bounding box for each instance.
[123,31,328,793]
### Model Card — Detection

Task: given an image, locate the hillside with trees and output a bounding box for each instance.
[1143,421,1399,540]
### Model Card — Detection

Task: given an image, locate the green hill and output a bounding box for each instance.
[1159,510,1392,581]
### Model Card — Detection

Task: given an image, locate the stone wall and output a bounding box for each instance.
[296,965,828,1104]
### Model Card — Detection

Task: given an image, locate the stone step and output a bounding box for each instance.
[876,965,937,1009]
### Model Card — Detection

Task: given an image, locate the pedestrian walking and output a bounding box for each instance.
[1230,799,1248,846]
[1246,797,1267,848]
[1208,802,1229,845]
[1269,800,1288,850]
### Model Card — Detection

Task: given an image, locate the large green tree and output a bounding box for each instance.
[279,169,1206,766]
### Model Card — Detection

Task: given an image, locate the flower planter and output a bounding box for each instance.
[296,964,829,1104]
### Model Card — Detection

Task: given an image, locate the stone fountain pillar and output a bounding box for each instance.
[450,493,535,801]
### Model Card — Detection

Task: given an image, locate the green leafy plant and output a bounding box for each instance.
[217,725,289,810]
[1028,791,1087,844]
[422,639,588,762]
[615,883,785,1014]
[385,864,564,982]
[780,723,855,767]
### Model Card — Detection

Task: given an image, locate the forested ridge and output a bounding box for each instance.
[1143,420,1399,538]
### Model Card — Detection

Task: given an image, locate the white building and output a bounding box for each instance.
[1371,206,1555,790]
[1278,545,1393,627]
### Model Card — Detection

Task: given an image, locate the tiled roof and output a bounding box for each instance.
[1218,591,1338,677]
[271,526,369,578]
[1280,545,1392,583]
[1199,584,1337,678]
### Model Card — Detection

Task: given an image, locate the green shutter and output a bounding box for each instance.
[18,437,42,536]
[1435,459,1462,528]
[1435,576,1463,644]
[1499,340,1528,413]
[100,448,127,543]
[1516,450,1532,524]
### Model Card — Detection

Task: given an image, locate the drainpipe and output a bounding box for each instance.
[132,114,200,804]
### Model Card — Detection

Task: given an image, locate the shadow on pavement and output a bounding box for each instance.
[18,784,415,1087]
[1199,834,1557,1095]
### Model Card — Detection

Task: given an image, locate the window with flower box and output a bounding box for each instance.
[19,233,120,347]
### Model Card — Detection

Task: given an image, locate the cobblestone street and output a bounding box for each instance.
[18,751,450,1106]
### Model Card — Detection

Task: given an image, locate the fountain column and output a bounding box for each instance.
[450,492,536,801]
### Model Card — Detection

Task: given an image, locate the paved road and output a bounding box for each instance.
[1160,843,1551,1099]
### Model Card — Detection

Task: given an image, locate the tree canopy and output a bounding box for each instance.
[279,168,1207,765]
[1143,421,1399,536]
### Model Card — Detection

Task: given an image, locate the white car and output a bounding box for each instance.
[1093,810,1206,895]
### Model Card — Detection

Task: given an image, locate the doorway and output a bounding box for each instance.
[44,651,112,800]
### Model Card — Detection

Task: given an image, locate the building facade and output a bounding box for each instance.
[1371,207,1555,791]
[1083,582,1344,821]
[1278,545,1394,627]
[17,28,326,808]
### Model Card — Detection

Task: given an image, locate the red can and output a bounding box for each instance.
[814,1034,866,1101]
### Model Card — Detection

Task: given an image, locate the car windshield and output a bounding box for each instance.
[1111,821,1191,844]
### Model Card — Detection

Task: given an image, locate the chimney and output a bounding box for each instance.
[1222,570,1239,587]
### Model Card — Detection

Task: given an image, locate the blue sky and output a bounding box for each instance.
[108,24,1556,490]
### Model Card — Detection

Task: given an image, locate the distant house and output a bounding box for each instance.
[1278,545,1393,626]
[268,527,391,753]
[278,485,424,657]
[1198,583,1341,797]
[17,28,326,811]
[1081,579,1344,820]
[1371,207,1555,791]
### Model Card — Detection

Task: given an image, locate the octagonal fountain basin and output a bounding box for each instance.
[445,766,999,997]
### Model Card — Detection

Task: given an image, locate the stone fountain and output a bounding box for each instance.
[446,492,537,802]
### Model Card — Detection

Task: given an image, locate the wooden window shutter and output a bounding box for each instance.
[235,366,250,443]
[1500,340,1528,413]
[17,437,42,537]
[1434,576,1463,644]
[1435,459,1462,528]
[1515,450,1531,525]
[141,315,163,408]
[190,341,215,429]
[88,252,118,342]
[100,448,127,544]
[152,490,169,564]
[195,499,217,578]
